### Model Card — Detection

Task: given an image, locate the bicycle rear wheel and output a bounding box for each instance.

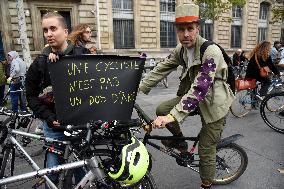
[213,143,248,185]
[0,147,16,188]
[230,90,252,118]
[260,92,284,133]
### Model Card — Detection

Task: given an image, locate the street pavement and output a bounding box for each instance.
[2,68,284,189]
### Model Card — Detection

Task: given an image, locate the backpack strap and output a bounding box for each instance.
[179,46,187,69]
[200,41,232,65]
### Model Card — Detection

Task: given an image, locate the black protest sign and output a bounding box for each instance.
[48,55,144,125]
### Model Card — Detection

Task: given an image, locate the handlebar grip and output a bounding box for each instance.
[52,124,89,132]
[114,119,142,128]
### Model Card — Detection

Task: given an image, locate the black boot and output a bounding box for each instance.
[161,124,188,152]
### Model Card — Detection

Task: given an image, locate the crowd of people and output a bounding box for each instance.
[0,2,283,189]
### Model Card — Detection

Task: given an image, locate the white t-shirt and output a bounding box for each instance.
[187,47,195,66]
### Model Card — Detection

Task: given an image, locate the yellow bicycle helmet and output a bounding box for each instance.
[108,136,149,185]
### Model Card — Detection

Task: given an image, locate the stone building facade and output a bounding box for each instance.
[0,0,283,61]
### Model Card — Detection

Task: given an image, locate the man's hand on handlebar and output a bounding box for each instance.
[152,114,175,129]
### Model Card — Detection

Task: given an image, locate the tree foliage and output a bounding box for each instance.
[193,0,246,20]
[271,0,284,23]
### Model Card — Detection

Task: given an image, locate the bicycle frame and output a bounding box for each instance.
[0,129,108,189]
[141,133,200,173]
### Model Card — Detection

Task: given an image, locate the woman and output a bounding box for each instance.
[7,51,27,112]
[245,41,280,99]
[68,24,92,48]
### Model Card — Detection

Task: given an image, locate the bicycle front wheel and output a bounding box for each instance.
[260,92,284,133]
[0,147,15,182]
[230,90,252,118]
[213,143,248,185]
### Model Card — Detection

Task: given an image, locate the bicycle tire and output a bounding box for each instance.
[230,90,252,118]
[213,143,248,185]
[63,170,157,189]
[0,147,15,185]
[260,92,284,133]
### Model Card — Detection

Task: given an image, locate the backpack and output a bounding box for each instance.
[180,41,236,94]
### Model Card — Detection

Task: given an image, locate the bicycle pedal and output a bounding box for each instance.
[176,152,194,167]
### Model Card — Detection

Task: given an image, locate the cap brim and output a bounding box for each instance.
[175,18,205,25]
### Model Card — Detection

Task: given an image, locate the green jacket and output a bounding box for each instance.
[139,35,235,124]
[0,61,7,85]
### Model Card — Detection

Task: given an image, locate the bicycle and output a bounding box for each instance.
[133,103,248,185]
[232,60,248,79]
[230,76,283,118]
[0,118,157,189]
[0,108,44,158]
[260,91,284,133]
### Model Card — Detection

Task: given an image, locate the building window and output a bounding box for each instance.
[160,0,176,48]
[232,6,242,18]
[258,27,267,42]
[112,0,133,10]
[113,20,134,49]
[258,2,270,43]
[200,22,213,41]
[231,6,242,48]
[112,0,134,49]
[231,26,242,48]
[259,2,269,20]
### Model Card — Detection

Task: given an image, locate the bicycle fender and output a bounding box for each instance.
[217,134,244,148]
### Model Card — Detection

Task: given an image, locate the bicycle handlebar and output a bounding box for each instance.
[134,103,153,125]
[52,119,142,132]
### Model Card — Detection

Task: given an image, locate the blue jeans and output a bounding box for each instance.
[43,122,85,188]
[10,83,27,112]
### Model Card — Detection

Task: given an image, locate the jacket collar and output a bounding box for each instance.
[42,40,74,56]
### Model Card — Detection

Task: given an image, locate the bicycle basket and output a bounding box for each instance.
[235,79,257,91]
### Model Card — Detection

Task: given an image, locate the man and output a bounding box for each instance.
[139,3,234,189]
[25,12,89,187]
[7,51,27,112]
[270,41,281,64]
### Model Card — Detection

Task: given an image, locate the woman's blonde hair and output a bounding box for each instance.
[249,41,271,61]
[68,24,91,46]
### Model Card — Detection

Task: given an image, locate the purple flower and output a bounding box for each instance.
[200,58,216,74]
[182,98,198,112]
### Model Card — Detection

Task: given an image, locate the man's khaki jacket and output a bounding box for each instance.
[139,35,235,124]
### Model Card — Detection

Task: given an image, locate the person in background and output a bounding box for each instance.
[270,41,281,64]
[277,42,284,70]
[7,51,27,113]
[232,49,246,66]
[245,41,280,100]
[68,24,92,48]
[0,58,7,107]
[89,46,97,54]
